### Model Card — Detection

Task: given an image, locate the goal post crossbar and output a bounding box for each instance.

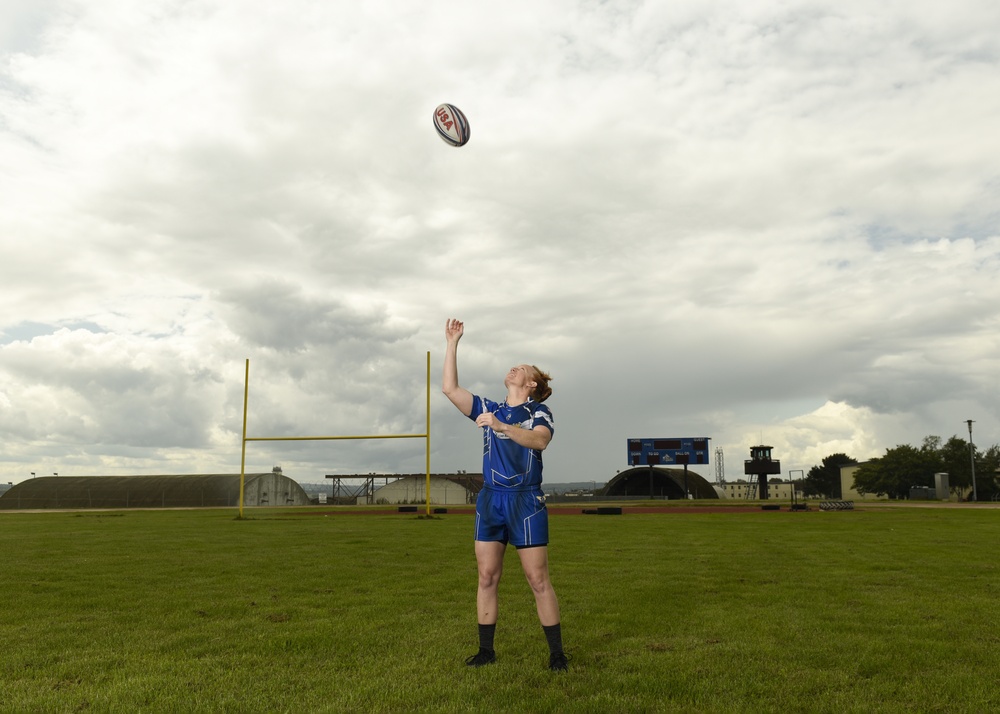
[239,351,432,517]
[245,434,426,442]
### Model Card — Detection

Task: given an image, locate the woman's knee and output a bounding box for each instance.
[478,565,502,590]
[475,541,506,590]
[523,568,552,595]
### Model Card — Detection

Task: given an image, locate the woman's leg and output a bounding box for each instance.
[475,540,506,624]
[517,545,560,626]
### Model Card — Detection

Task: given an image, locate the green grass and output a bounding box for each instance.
[1,506,998,713]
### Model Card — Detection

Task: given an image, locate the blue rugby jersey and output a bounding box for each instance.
[468,395,554,490]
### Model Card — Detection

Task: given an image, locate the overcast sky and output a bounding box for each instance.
[2,0,998,487]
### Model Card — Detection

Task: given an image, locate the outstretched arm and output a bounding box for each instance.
[442,318,474,416]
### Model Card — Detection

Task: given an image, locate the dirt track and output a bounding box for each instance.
[305,505,815,516]
[302,501,1000,517]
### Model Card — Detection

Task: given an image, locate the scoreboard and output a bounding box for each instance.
[627,437,711,467]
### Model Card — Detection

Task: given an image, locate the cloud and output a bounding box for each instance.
[1,0,998,485]
[0,325,222,457]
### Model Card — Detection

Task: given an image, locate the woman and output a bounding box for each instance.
[442,318,568,671]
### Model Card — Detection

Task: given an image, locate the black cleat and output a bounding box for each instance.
[465,648,497,667]
[548,651,571,671]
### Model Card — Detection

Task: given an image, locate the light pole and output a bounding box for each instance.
[966,420,978,502]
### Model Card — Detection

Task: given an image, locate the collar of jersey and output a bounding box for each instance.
[501,397,535,409]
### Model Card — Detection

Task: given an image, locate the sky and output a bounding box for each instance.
[2,0,998,487]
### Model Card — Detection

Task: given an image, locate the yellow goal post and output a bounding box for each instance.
[238,351,432,518]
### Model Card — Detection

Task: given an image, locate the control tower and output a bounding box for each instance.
[744,445,781,500]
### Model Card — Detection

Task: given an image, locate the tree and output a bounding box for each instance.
[921,435,942,452]
[852,458,882,497]
[974,444,1000,501]
[852,444,939,499]
[849,436,1000,500]
[938,435,973,495]
[926,435,1000,500]
[802,453,857,498]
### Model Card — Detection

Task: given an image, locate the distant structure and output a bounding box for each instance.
[0,472,310,510]
[323,473,483,505]
[603,467,719,499]
[721,480,800,500]
[744,445,781,500]
[374,474,482,505]
[715,447,725,485]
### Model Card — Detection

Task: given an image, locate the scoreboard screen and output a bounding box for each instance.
[628,437,711,467]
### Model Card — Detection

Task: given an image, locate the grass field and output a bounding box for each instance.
[1,504,998,713]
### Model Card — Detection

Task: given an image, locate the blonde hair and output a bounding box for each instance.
[530,366,553,402]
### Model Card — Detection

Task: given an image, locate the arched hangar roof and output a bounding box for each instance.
[370,473,484,504]
[603,467,718,499]
[0,473,310,510]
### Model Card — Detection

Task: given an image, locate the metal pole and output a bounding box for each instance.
[425,351,431,515]
[239,359,250,518]
[789,469,804,508]
[676,453,691,499]
[966,420,978,502]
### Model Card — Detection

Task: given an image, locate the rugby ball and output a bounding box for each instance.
[433,103,470,147]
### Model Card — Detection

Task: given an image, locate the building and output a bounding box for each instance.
[839,464,965,501]
[372,474,483,505]
[603,467,719,499]
[0,472,311,510]
[318,473,484,505]
[838,464,868,500]
[720,480,803,500]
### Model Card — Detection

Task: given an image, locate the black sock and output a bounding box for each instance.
[478,623,496,652]
[542,623,563,655]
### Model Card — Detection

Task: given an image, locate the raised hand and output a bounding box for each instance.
[445,318,464,343]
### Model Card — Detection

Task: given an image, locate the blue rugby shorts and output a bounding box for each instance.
[474,488,549,548]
